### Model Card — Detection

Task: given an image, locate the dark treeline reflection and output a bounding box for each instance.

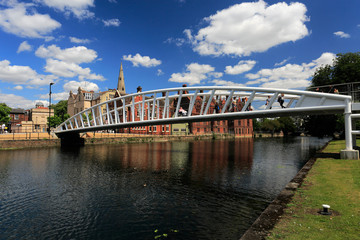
[0,137,329,240]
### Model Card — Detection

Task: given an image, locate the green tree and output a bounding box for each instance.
[48,100,70,128]
[0,103,11,124]
[310,52,360,88]
[278,117,296,136]
[306,52,360,137]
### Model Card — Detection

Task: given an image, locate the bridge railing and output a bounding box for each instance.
[55,86,351,135]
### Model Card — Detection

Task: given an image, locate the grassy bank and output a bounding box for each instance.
[267,140,360,240]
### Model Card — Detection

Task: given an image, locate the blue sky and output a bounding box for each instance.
[0,0,359,109]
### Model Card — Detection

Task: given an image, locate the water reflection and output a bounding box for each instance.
[0,137,329,240]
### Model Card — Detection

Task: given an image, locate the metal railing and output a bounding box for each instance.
[55,86,351,136]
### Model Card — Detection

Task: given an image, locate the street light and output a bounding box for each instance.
[48,82,54,136]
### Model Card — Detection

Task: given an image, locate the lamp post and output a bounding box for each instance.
[48,82,54,136]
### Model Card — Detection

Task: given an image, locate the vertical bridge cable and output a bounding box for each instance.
[266,92,278,110]
[188,89,199,117]
[203,89,216,115]
[241,91,255,112]
[85,112,90,127]
[131,96,135,122]
[92,108,97,126]
[175,90,183,118]
[152,93,156,120]
[98,106,103,125]
[221,90,234,114]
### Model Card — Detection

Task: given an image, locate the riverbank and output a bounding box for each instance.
[0,132,249,149]
[241,140,360,240]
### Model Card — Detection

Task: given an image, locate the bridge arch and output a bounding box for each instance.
[54,86,357,158]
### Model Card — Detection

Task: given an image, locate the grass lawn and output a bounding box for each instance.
[267,140,360,240]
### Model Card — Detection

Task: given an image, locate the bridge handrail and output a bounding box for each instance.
[55,86,351,134]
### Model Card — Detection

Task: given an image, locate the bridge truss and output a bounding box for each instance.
[55,86,357,157]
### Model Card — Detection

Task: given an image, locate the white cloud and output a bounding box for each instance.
[63,80,99,92]
[0,93,47,109]
[225,60,256,75]
[14,85,23,90]
[34,0,95,19]
[0,59,56,86]
[102,19,121,27]
[123,53,162,67]
[334,31,350,38]
[69,36,91,44]
[187,0,309,57]
[210,79,245,87]
[17,41,32,53]
[35,45,105,81]
[165,37,186,47]
[244,52,336,89]
[157,69,164,76]
[44,59,104,81]
[275,57,291,66]
[169,63,217,85]
[35,45,97,64]
[0,2,61,38]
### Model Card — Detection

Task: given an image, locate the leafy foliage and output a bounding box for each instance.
[306,52,360,137]
[310,52,360,88]
[0,103,11,124]
[256,117,296,135]
[48,100,69,127]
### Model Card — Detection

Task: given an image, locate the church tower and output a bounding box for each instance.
[117,63,126,95]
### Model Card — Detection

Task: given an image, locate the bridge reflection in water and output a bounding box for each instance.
[0,137,329,240]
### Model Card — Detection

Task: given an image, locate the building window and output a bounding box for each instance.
[166,126,169,132]
[153,126,157,132]
[162,126,165,132]
[14,114,19,120]
[149,126,152,132]
[174,128,179,132]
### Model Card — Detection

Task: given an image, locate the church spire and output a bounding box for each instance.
[117,62,126,95]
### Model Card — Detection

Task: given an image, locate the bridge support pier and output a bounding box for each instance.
[340,149,359,160]
[59,132,85,147]
[342,100,359,159]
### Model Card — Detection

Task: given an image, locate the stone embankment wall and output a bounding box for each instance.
[0,133,245,150]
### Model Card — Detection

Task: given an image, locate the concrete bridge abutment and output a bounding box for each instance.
[58,132,85,147]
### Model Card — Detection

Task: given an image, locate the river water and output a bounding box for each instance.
[0,137,329,240]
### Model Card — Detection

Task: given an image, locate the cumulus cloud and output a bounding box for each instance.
[0,59,56,86]
[123,53,162,67]
[244,52,336,89]
[0,2,61,38]
[334,31,350,38]
[35,44,105,81]
[103,19,121,27]
[225,60,256,75]
[44,59,103,80]
[186,0,309,57]
[35,45,97,64]
[17,41,32,53]
[169,63,221,85]
[69,36,91,44]
[34,0,95,19]
[63,80,99,92]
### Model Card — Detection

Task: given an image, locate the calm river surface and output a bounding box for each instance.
[0,137,330,240]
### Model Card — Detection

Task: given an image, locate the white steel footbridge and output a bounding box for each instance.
[54,86,359,158]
